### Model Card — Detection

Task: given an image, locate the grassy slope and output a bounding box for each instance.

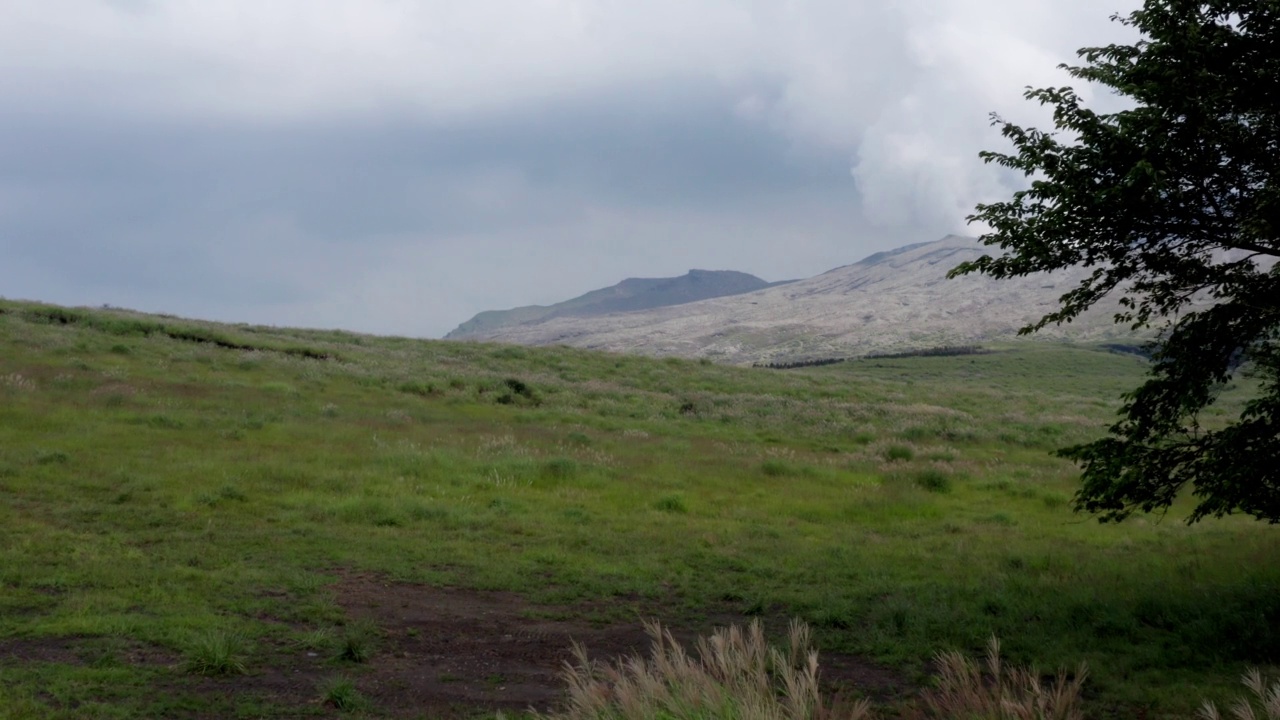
[0,300,1277,717]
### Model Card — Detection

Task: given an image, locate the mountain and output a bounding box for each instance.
[449,235,1138,363]
[446,269,789,339]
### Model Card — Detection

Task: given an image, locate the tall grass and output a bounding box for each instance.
[183,629,248,676]
[922,637,1086,720]
[538,623,1092,720]
[1200,670,1280,720]
[542,619,870,720]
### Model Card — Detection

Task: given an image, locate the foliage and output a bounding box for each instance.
[951,0,1280,522]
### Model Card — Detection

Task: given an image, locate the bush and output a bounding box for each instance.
[398,380,438,397]
[497,377,540,406]
[540,458,579,481]
[761,459,799,477]
[884,445,914,462]
[914,469,952,494]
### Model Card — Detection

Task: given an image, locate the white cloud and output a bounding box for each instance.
[850,0,1140,233]
[0,0,1147,335]
[3,1,1131,134]
[1,1,762,121]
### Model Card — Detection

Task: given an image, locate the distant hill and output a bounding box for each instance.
[448,235,1143,363]
[446,269,791,339]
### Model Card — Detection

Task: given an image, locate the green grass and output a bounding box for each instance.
[0,299,1277,718]
[182,629,248,676]
[336,619,379,664]
[320,675,367,712]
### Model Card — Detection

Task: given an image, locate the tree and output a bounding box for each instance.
[950,0,1280,522]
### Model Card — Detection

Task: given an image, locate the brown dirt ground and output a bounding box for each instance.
[0,571,910,719]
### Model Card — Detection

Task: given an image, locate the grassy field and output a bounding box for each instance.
[0,299,1277,718]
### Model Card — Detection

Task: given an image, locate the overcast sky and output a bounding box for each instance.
[0,0,1138,338]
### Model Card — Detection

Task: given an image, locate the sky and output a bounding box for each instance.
[0,0,1139,338]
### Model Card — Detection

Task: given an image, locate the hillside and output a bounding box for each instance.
[451,235,1134,363]
[446,269,788,339]
[1,299,1276,718]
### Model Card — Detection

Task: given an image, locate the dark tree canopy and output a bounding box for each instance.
[950,0,1280,522]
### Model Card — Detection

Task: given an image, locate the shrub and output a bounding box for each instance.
[507,377,535,396]
[398,380,438,397]
[541,458,579,481]
[761,459,798,477]
[914,469,952,494]
[497,377,540,406]
[884,445,914,462]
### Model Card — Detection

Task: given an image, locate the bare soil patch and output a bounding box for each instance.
[330,570,907,718]
[0,572,908,718]
[0,635,179,668]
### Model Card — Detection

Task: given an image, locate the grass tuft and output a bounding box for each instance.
[653,494,688,514]
[336,619,379,663]
[320,675,367,712]
[183,629,249,676]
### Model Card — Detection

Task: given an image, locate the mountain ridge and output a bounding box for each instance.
[446,269,792,339]
[448,235,1139,363]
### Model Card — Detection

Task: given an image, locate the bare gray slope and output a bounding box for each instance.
[446,269,787,339]
[457,235,1133,363]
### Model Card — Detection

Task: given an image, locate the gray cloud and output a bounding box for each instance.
[0,0,1140,337]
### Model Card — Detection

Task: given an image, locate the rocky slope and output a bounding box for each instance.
[446,269,788,339]
[450,235,1138,363]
